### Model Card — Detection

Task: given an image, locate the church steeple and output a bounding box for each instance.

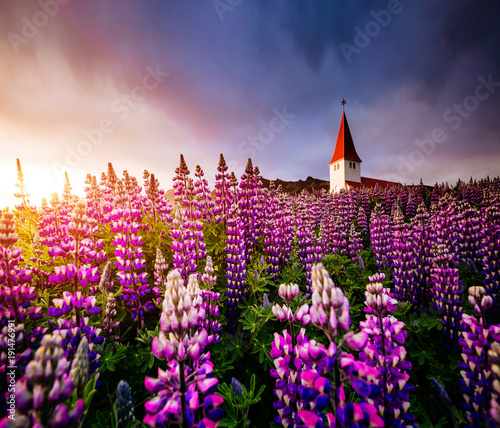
[329,100,362,192]
[329,111,362,165]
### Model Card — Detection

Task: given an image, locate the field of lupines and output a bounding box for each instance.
[1,155,499,428]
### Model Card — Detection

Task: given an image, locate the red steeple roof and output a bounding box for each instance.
[329,112,362,165]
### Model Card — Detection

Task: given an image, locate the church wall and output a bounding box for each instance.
[344,160,361,183]
[329,160,345,192]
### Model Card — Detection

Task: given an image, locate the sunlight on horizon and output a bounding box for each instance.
[1,161,86,210]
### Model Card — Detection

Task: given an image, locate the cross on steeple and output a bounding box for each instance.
[341,98,347,112]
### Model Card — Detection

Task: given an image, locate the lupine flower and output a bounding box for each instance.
[298,263,382,427]
[481,202,500,314]
[489,342,500,424]
[456,201,482,266]
[271,328,311,427]
[359,273,416,427]
[262,182,282,278]
[2,334,84,427]
[153,248,169,302]
[110,189,152,328]
[459,286,500,427]
[69,337,89,396]
[369,203,391,270]
[263,293,270,310]
[102,293,120,346]
[272,283,310,326]
[238,159,260,258]
[172,156,206,280]
[391,206,420,308]
[0,212,40,324]
[357,205,369,235]
[430,194,460,262]
[200,256,221,343]
[231,378,244,398]
[410,201,433,307]
[296,193,323,290]
[143,171,173,224]
[116,380,136,428]
[194,164,213,222]
[431,244,463,344]
[144,269,223,427]
[225,217,246,322]
[348,223,363,262]
[213,154,234,224]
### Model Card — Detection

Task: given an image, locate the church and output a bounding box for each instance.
[329,100,400,193]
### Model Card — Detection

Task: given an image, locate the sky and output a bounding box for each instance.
[1,0,499,208]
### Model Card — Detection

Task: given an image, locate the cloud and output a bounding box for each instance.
[0,0,499,208]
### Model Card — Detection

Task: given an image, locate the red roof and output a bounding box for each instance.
[329,112,362,165]
[346,177,400,190]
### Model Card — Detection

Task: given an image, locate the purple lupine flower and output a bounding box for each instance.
[369,203,391,270]
[231,378,244,398]
[489,342,500,424]
[0,211,40,324]
[410,201,433,307]
[271,327,311,427]
[263,293,270,310]
[348,223,363,262]
[391,206,420,308]
[270,281,312,426]
[194,164,213,222]
[116,380,136,428]
[143,171,173,225]
[1,334,84,427]
[480,202,500,313]
[456,200,482,267]
[431,244,463,344]
[200,256,221,343]
[69,337,89,396]
[430,194,460,262]
[305,263,383,427]
[359,273,416,426]
[405,191,416,218]
[153,248,169,302]
[277,190,295,266]
[110,190,151,328]
[295,192,323,290]
[225,217,246,322]
[459,286,500,427]
[213,154,234,224]
[237,159,259,258]
[272,283,310,326]
[261,182,282,278]
[172,156,206,280]
[144,269,223,427]
[101,292,120,348]
[357,205,369,235]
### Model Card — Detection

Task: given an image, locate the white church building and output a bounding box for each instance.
[329,104,399,193]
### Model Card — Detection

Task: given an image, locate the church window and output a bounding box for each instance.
[349,162,352,168]
[353,163,356,169]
